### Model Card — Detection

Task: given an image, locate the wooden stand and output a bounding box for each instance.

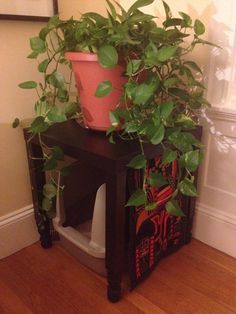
[24,120,201,302]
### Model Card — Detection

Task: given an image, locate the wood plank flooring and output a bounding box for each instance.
[0,239,235,314]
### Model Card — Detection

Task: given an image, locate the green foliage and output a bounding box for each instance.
[194,19,205,36]
[162,148,177,165]
[126,189,147,207]
[15,0,217,218]
[97,45,118,68]
[12,118,20,128]
[178,178,197,196]
[147,171,168,188]
[19,81,37,89]
[95,80,113,97]
[127,154,147,169]
[29,116,49,134]
[166,200,185,216]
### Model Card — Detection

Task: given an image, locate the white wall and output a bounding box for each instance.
[0,20,45,258]
[0,20,45,217]
[193,109,236,258]
[193,0,236,257]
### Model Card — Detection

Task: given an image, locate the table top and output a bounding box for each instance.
[24,120,162,173]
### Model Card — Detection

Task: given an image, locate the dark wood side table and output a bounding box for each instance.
[23,120,162,302]
[23,120,201,302]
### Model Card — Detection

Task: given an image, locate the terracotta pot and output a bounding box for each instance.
[65,52,127,131]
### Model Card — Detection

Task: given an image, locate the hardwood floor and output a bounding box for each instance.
[0,239,235,314]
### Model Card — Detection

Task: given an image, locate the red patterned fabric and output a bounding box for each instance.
[128,157,187,288]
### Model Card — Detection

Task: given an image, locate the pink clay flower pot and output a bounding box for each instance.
[65,52,127,131]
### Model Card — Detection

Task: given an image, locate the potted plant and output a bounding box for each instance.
[13,0,216,220]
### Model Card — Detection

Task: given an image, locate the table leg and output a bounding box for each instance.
[105,171,127,303]
[25,138,52,248]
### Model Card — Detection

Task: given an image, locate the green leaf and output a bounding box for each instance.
[65,102,79,117]
[162,148,177,165]
[30,36,46,53]
[48,15,60,27]
[193,38,221,49]
[98,45,118,68]
[125,81,138,99]
[52,146,64,161]
[43,158,57,171]
[38,59,49,73]
[157,172,168,187]
[175,114,196,129]
[124,121,139,133]
[46,209,56,219]
[139,119,155,136]
[145,202,157,211]
[163,18,183,28]
[144,42,159,66]
[148,171,168,188]
[60,166,72,177]
[43,183,57,199]
[47,71,66,90]
[168,131,193,152]
[148,172,168,188]
[182,150,200,172]
[162,1,172,19]
[12,118,20,128]
[169,88,189,101]
[29,116,49,134]
[109,110,120,127]
[166,200,185,216]
[166,29,189,41]
[182,132,203,148]
[178,178,197,196]
[184,61,202,73]
[194,19,205,36]
[95,80,113,97]
[179,12,192,27]
[127,0,154,15]
[163,77,179,88]
[83,12,108,26]
[150,124,165,145]
[19,81,37,89]
[128,11,154,23]
[39,26,50,41]
[58,88,69,101]
[127,154,147,169]
[147,171,159,187]
[157,46,177,62]
[27,51,39,59]
[42,197,52,211]
[108,133,115,144]
[126,189,147,207]
[106,126,115,136]
[160,101,174,119]
[34,101,51,117]
[106,0,117,19]
[47,107,67,123]
[126,59,142,76]
[133,83,157,105]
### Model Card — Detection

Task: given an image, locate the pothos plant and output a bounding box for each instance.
[13,0,217,221]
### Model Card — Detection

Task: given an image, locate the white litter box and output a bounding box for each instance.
[53,161,107,276]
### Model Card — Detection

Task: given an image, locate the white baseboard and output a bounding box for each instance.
[0,205,39,259]
[192,202,236,258]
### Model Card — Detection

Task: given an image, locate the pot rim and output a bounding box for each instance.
[65,51,98,62]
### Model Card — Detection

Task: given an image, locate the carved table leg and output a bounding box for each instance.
[105,171,127,302]
[184,196,197,244]
[24,135,52,248]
